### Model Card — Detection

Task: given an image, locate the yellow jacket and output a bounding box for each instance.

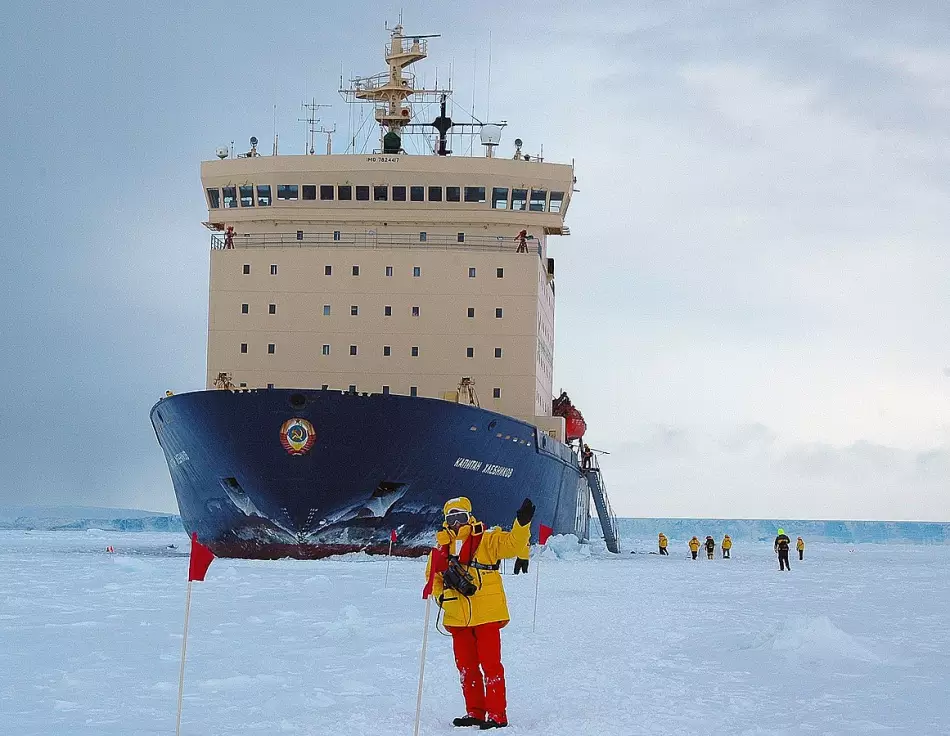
[722,536,732,550]
[426,517,531,627]
[688,537,700,551]
[658,534,668,548]
[797,538,805,551]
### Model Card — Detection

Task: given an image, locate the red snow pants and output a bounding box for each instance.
[446,622,507,723]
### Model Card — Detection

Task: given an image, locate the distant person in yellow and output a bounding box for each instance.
[797,536,805,561]
[658,533,669,555]
[688,536,700,559]
[722,534,732,559]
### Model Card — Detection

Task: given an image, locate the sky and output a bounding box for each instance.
[1,0,949,520]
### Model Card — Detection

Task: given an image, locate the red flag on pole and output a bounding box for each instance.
[391,529,398,543]
[422,546,448,599]
[188,532,215,582]
[539,524,554,546]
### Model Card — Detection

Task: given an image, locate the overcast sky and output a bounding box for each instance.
[2,1,949,521]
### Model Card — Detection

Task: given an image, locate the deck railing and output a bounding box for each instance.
[211,231,541,256]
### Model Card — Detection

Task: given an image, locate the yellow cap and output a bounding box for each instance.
[443,496,472,515]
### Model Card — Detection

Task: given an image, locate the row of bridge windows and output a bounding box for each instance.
[207,184,564,212]
[232,383,503,399]
[242,264,505,278]
[239,343,504,358]
[240,303,504,318]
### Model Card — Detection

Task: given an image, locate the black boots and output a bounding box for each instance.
[480,719,508,729]
[453,715,485,727]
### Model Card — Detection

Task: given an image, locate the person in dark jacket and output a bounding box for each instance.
[704,535,716,560]
[774,529,792,571]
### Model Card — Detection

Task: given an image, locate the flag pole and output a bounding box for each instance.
[412,596,433,736]
[175,580,194,736]
[532,546,543,632]
[384,537,394,588]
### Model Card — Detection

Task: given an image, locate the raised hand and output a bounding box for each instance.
[516,497,535,525]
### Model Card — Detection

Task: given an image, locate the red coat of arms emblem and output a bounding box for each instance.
[280,418,316,455]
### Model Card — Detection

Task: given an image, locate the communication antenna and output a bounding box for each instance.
[299,99,331,154]
[318,123,336,155]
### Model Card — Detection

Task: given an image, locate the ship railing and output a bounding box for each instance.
[211,231,542,256]
[585,452,621,553]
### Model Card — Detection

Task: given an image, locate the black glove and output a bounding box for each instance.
[516,497,535,525]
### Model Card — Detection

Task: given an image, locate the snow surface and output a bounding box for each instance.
[1,530,948,735]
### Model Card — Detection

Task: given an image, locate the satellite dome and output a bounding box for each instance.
[480,124,502,146]
[215,146,229,159]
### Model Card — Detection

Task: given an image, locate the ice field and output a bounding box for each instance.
[1,530,948,735]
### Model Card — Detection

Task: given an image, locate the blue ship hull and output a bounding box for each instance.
[150,389,591,558]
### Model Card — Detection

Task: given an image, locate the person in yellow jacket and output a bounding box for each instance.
[425,495,534,730]
[658,533,669,555]
[797,536,805,561]
[688,536,700,559]
[722,534,732,559]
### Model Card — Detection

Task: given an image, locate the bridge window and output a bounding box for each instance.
[302,185,316,201]
[373,185,388,201]
[428,186,443,202]
[512,189,528,210]
[320,185,334,201]
[356,185,370,201]
[206,188,220,208]
[239,185,254,207]
[446,186,461,202]
[392,185,406,201]
[222,186,237,208]
[492,187,509,209]
[410,186,424,201]
[549,191,564,213]
[529,190,547,211]
[338,185,352,200]
[464,186,486,203]
[277,185,298,201]
[256,185,271,206]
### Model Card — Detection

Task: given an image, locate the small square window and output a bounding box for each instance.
[352,265,359,276]
[410,386,418,397]
[296,230,303,241]
[382,385,390,395]
[410,186,424,201]
[495,307,503,318]
[496,267,504,278]
[350,345,358,356]
[383,345,391,356]
[494,347,502,358]
[383,306,392,317]
[241,303,248,314]
[493,388,501,399]
[446,186,461,202]
[239,382,247,388]
[419,232,427,242]
[411,306,420,317]
[302,185,316,201]
[271,264,278,275]
[268,343,275,354]
[392,185,406,201]
[267,383,274,389]
[413,266,421,277]
[411,346,419,357]
[269,304,276,315]
[356,185,370,201]
[320,185,334,201]
[243,264,250,274]
[325,265,332,276]
[466,347,474,358]
[457,233,465,242]
[349,384,357,393]
[321,384,329,390]
[373,185,388,201]
[338,185,352,200]
[240,343,247,354]
[322,344,330,355]
[428,186,443,201]
[351,305,359,316]
[469,267,476,278]
[385,265,393,277]
[323,304,331,316]
[333,231,341,241]
[467,307,475,318]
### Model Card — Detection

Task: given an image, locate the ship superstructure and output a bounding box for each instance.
[151,24,620,558]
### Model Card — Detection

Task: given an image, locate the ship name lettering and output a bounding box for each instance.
[481,463,514,478]
[454,457,483,472]
[366,156,401,163]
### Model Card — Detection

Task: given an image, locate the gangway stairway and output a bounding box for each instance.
[582,454,621,553]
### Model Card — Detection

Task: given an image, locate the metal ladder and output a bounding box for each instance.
[582,453,621,553]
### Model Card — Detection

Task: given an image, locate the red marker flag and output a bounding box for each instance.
[391,529,398,543]
[187,532,215,582]
[422,545,448,599]
[539,524,554,546]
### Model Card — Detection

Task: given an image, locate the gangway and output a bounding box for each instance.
[582,453,621,553]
